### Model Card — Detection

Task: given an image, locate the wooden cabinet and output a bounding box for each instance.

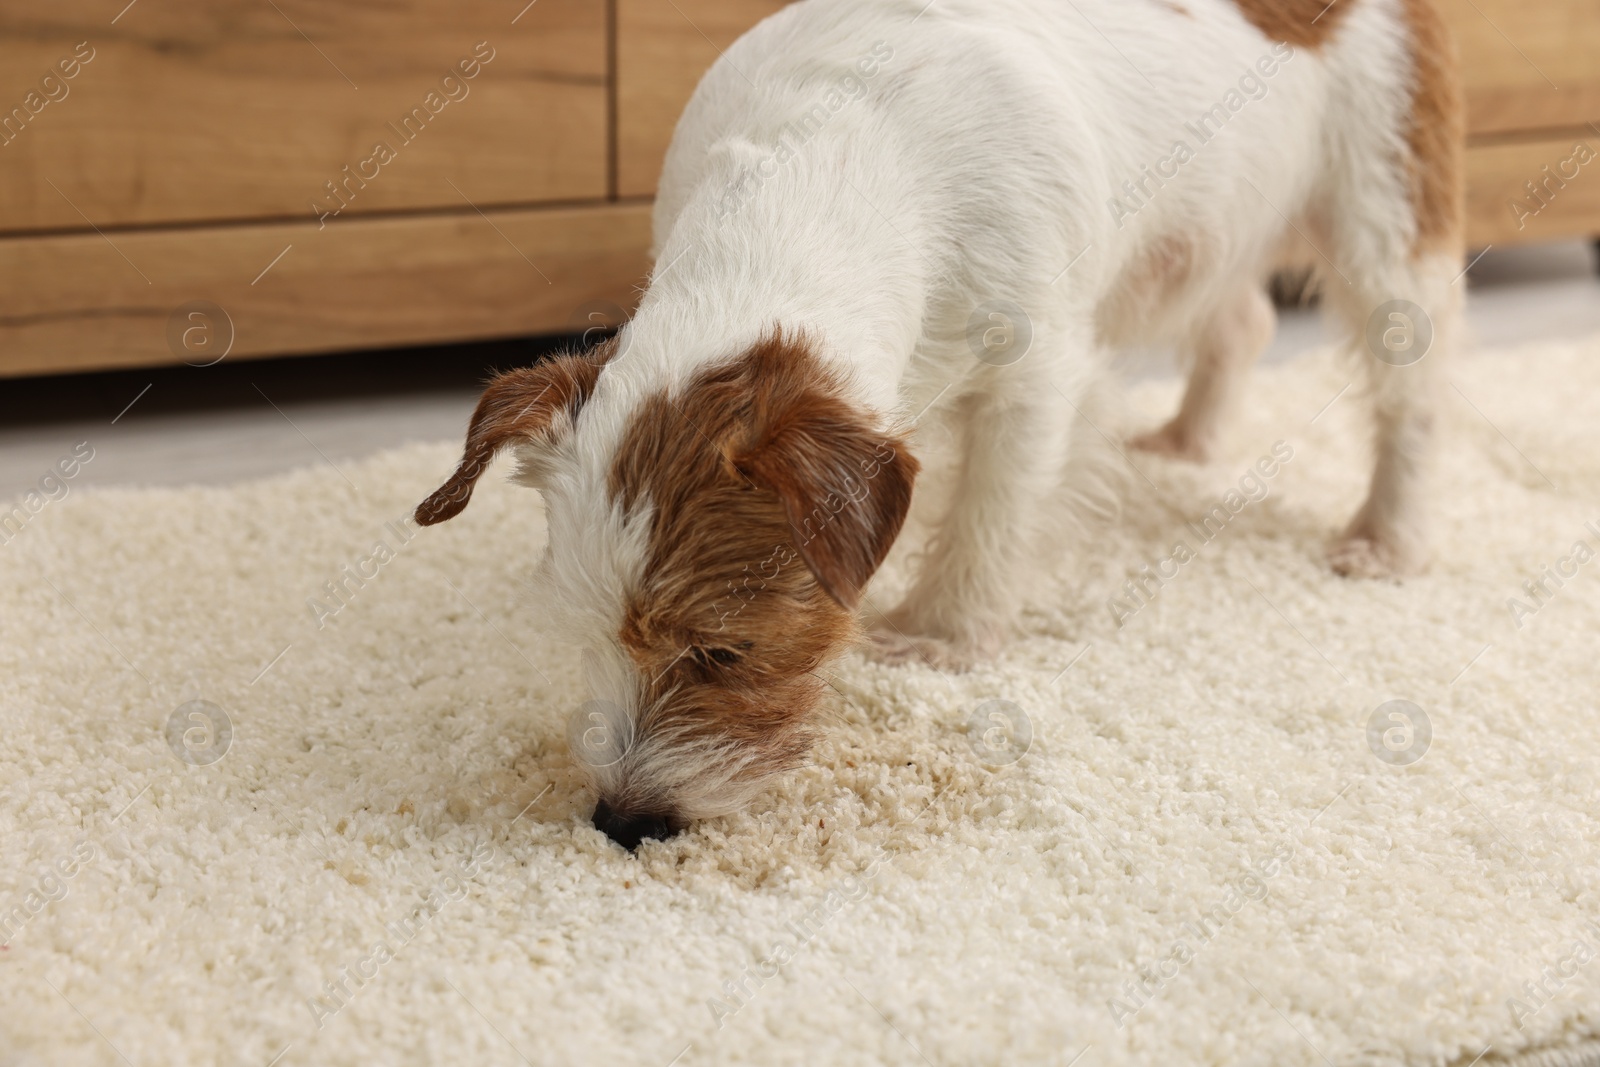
[1,0,1594,379]
[1466,138,1600,244]
[1442,0,1600,137]
[1445,0,1600,245]
[0,2,607,230]
[0,0,644,378]
[2,204,653,376]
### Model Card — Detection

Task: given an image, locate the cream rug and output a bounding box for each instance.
[3,334,1600,1067]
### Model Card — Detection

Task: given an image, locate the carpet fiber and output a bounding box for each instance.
[4,334,1600,1067]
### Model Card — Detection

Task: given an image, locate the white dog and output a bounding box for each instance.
[419,0,1463,847]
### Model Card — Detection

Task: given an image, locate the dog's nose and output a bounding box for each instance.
[591,799,676,850]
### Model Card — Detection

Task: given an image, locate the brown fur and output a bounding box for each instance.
[414,340,617,526]
[609,333,918,792]
[1226,0,1463,259]
[1397,0,1465,257]
[1227,0,1353,49]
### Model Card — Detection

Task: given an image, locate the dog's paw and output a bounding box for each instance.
[863,621,1002,671]
[1327,531,1427,579]
[1129,421,1213,463]
[865,630,983,670]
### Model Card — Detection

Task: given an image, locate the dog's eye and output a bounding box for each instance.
[688,642,753,670]
[689,645,742,669]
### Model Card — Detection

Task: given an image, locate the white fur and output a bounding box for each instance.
[536,0,1458,813]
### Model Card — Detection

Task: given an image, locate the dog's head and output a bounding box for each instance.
[417,332,917,848]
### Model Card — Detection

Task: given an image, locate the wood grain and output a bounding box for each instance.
[1465,135,1600,245]
[1442,0,1600,137]
[0,0,607,232]
[0,202,653,378]
[615,0,788,198]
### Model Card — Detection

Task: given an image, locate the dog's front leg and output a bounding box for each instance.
[868,361,1082,669]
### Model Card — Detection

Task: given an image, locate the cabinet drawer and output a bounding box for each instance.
[0,202,653,378]
[1442,0,1600,137]
[0,0,605,232]
[1465,136,1600,245]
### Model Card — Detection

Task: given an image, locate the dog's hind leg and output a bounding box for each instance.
[1313,0,1465,578]
[1129,281,1275,463]
[1320,249,1461,578]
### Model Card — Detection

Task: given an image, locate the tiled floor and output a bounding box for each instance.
[2,240,1596,494]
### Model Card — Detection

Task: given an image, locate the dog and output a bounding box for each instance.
[417,0,1464,848]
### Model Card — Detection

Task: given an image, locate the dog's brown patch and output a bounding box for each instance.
[608,332,917,782]
[415,341,617,526]
[1226,0,1463,257]
[1397,0,1465,257]
[1228,0,1353,49]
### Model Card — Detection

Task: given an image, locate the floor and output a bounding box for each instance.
[3,240,1597,494]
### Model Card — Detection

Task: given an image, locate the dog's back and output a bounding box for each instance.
[657,0,1461,353]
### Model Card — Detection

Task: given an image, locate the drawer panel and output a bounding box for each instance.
[1441,0,1600,137]
[1465,135,1600,245]
[0,0,606,232]
[0,202,652,378]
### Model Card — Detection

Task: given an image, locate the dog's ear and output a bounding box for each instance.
[735,398,918,610]
[416,346,613,526]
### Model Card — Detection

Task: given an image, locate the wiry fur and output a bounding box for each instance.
[602,334,915,821]
[420,0,1465,835]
